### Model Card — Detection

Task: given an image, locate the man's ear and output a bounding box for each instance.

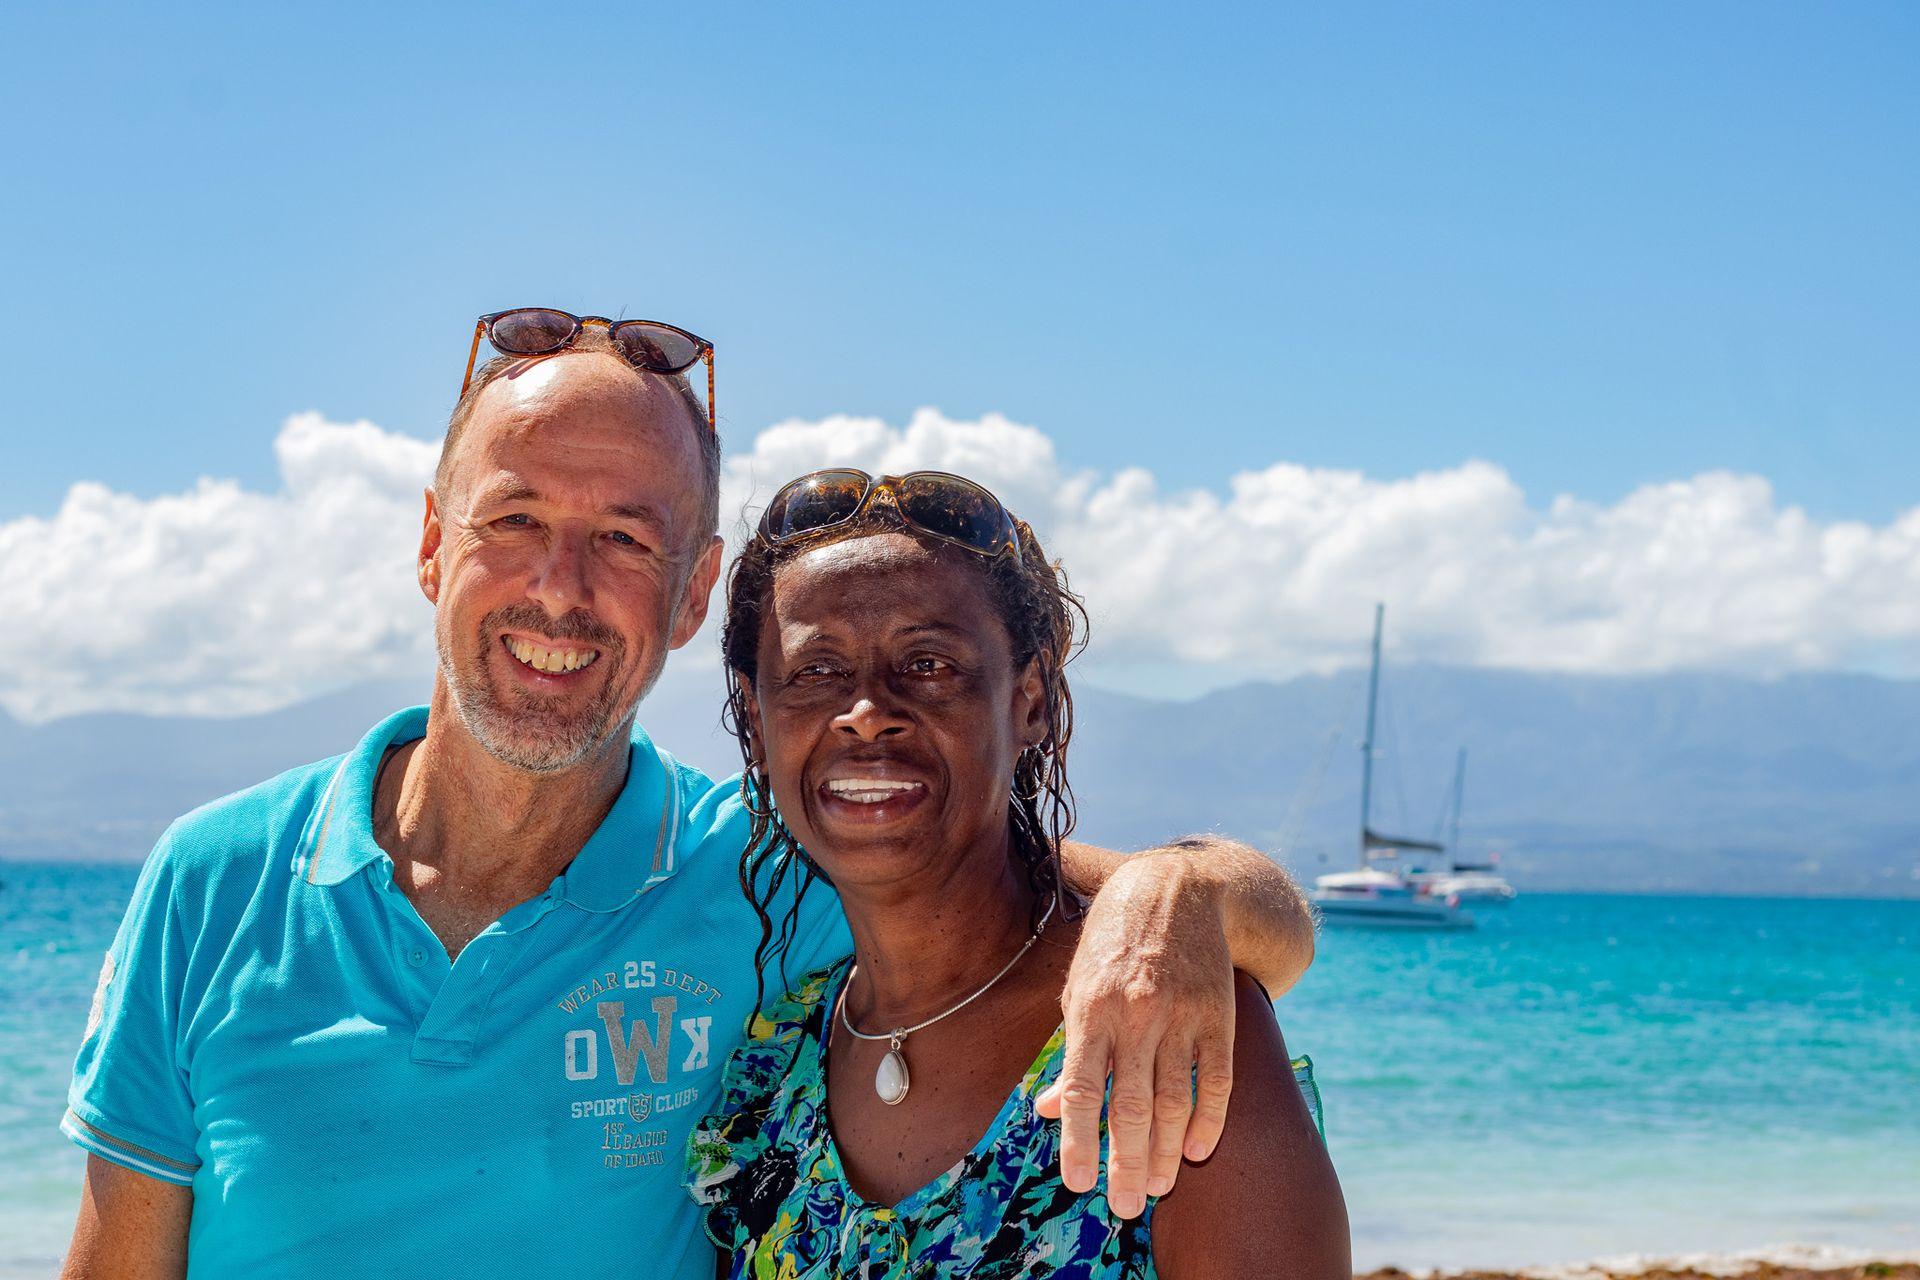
[669,535,727,650]
[1015,657,1048,749]
[418,487,443,605]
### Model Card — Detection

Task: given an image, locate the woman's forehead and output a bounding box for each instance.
[770,531,1000,631]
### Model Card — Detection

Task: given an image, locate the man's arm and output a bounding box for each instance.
[1038,835,1316,1219]
[1059,835,1314,996]
[61,1157,190,1280]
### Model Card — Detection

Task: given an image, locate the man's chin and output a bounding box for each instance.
[448,679,623,775]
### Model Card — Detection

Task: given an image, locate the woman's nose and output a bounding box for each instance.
[832,684,913,742]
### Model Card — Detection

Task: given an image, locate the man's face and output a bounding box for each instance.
[420,354,722,773]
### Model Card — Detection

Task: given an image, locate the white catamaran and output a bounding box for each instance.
[1410,748,1518,905]
[1310,605,1476,930]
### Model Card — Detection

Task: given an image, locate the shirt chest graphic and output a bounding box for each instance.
[553,957,729,1171]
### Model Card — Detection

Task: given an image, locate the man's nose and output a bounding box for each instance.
[525,530,594,618]
[832,679,913,742]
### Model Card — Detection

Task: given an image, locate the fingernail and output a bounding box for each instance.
[1184,1139,1209,1161]
[1147,1175,1173,1196]
[1111,1192,1143,1217]
[1068,1163,1093,1190]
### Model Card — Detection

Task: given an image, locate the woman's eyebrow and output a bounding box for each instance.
[894,622,972,641]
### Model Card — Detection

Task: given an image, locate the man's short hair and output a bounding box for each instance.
[435,331,722,546]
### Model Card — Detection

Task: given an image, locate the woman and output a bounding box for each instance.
[687,469,1348,1278]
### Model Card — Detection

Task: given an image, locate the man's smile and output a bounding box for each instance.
[499,633,602,676]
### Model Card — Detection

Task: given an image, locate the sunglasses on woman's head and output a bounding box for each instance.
[460,308,716,431]
[758,469,1023,562]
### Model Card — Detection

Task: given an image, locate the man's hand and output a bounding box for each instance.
[1036,835,1313,1218]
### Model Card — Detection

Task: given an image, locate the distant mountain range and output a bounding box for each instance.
[3,665,1916,897]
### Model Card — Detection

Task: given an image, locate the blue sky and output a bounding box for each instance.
[3,3,1918,722]
[4,2,1913,524]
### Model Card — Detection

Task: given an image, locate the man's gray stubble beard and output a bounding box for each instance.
[435,611,663,775]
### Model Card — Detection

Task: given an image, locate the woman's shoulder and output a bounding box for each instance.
[1146,974,1350,1278]
[685,956,848,1224]
[745,954,850,1043]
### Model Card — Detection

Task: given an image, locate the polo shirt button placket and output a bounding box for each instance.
[405,945,428,968]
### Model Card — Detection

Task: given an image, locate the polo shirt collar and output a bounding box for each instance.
[292,706,682,912]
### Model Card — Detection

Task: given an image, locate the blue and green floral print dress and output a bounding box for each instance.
[685,958,1156,1279]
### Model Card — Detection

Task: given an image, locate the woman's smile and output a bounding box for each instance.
[809,747,941,833]
[816,772,931,821]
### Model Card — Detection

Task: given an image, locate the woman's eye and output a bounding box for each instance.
[906,656,952,676]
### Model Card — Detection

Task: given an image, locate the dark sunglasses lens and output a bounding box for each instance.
[764,472,868,540]
[613,323,702,372]
[895,476,1010,553]
[490,309,577,355]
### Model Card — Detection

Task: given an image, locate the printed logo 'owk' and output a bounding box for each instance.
[564,996,712,1086]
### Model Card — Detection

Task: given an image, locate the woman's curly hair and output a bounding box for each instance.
[720,497,1088,1014]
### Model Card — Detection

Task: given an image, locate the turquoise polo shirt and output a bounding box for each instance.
[64,706,850,1279]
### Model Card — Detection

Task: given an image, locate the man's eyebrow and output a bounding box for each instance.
[470,482,541,508]
[468,483,670,530]
[604,502,671,529]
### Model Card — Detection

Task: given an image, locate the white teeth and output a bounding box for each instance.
[506,639,598,674]
[826,778,923,804]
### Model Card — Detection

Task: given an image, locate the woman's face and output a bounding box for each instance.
[746,531,1046,890]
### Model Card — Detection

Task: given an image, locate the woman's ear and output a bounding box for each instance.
[735,670,767,762]
[1014,657,1048,749]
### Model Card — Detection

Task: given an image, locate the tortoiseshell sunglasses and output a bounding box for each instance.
[758,469,1023,562]
[459,307,716,431]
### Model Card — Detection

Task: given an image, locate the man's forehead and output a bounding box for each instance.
[448,355,701,506]
[475,351,669,431]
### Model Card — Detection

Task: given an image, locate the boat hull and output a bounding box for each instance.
[1311,894,1476,930]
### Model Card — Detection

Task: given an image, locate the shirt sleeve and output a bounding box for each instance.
[679,771,852,978]
[62,826,202,1186]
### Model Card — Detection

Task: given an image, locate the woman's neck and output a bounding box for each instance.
[835,839,1048,1032]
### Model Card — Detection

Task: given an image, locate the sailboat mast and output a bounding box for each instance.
[1358,603,1383,867]
[1449,747,1467,862]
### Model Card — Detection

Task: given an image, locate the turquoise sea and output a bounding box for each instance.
[2,863,1916,1275]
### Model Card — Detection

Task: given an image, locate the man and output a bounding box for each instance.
[61,319,1316,1278]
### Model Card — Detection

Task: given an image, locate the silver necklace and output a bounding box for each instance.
[837,895,1057,1106]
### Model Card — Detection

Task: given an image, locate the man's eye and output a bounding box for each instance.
[607,531,639,547]
[497,513,533,528]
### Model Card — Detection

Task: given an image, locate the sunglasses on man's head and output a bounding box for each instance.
[461,308,716,431]
[758,469,1023,562]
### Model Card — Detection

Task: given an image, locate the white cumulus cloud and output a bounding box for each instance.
[727,409,1920,685]
[4,414,438,721]
[5,407,1917,722]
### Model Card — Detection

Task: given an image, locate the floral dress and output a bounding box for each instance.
[687,957,1324,1280]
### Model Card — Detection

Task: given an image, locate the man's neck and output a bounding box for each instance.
[372,684,632,950]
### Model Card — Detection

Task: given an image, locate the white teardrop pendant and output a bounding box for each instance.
[875,1033,911,1106]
